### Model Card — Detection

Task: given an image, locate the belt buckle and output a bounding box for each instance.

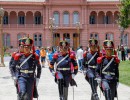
[63,68,66,70]
[92,66,95,68]
[25,70,28,73]
[107,72,110,75]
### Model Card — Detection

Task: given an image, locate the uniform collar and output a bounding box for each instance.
[90,50,96,55]
[24,53,31,57]
[60,52,68,56]
[105,55,112,59]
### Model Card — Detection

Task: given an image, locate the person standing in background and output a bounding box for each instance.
[47,47,55,64]
[35,46,40,56]
[124,45,128,60]
[76,46,84,72]
[40,47,46,68]
[120,45,126,61]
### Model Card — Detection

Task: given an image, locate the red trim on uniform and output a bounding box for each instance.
[14,53,21,60]
[12,52,17,58]
[97,57,103,64]
[83,51,87,58]
[17,82,20,93]
[53,53,58,59]
[70,53,75,59]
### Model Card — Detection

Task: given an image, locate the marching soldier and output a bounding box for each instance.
[96,40,120,100]
[9,37,41,100]
[83,39,100,100]
[49,41,78,100]
[9,38,24,94]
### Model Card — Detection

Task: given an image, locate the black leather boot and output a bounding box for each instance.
[63,87,68,100]
[104,89,112,100]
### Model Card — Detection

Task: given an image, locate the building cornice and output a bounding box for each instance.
[0,1,120,6]
[0,1,45,6]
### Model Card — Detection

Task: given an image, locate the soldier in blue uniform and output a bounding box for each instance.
[96,40,120,100]
[9,37,41,100]
[49,41,78,100]
[83,39,100,100]
[9,38,24,94]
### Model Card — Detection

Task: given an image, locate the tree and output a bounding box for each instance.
[118,0,130,45]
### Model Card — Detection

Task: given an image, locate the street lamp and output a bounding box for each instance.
[0,7,5,67]
[76,21,80,47]
[49,18,58,47]
[118,25,124,46]
[49,17,55,46]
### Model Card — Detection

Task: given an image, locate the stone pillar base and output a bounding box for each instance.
[0,63,5,67]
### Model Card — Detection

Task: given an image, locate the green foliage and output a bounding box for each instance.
[119,61,130,86]
[118,0,130,29]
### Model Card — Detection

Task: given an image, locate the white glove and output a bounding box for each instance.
[52,71,55,77]
[83,70,87,76]
[12,77,17,86]
[116,82,119,88]
[72,74,75,79]
[95,77,101,85]
[36,78,39,87]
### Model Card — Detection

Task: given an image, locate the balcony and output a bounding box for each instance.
[89,24,118,28]
[3,24,43,29]
[3,23,83,29]
[45,24,83,29]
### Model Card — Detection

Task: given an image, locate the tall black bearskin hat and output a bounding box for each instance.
[103,40,114,49]
[59,41,69,49]
[88,39,98,46]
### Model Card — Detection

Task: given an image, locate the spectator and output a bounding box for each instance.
[70,47,75,55]
[76,46,84,71]
[117,45,121,60]
[40,47,46,68]
[47,47,54,64]
[124,45,128,59]
[35,46,40,56]
[120,45,126,61]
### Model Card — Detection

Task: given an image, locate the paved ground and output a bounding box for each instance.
[0,57,130,100]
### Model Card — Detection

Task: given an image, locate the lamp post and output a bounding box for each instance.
[49,17,55,46]
[118,25,125,46]
[76,21,80,47]
[49,18,58,47]
[0,7,5,67]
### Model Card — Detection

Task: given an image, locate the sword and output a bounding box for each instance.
[117,88,118,100]
[73,86,74,100]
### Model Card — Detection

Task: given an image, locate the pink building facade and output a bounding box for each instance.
[0,0,130,50]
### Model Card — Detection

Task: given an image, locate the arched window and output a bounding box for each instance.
[53,11,60,25]
[3,33,10,47]
[90,33,98,40]
[90,16,95,24]
[18,11,25,25]
[34,11,41,24]
[17,33,26,40]
[63,11,69,25]
[73,11,79,24]
[34,34,42,47]
[123,33,128,45]
[63,33,70,43]
[106,33,113,40]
